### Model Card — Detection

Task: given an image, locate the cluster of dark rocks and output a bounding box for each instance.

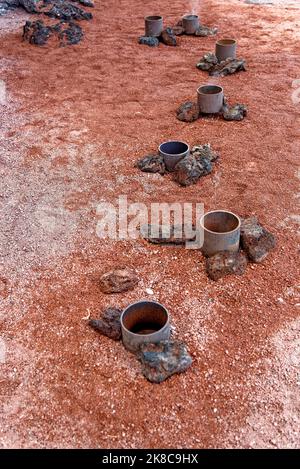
[23,18,83,45]
[136,143,219,187]
[176,98,247,122]
[88,268,192,383]
[139,20,217,48]
[196,52,247,77]
[177,98,247,123]
[0,0,93,46]
[205,216,276,281]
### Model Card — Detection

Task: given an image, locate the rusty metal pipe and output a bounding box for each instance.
[145,15,163,37]
[182,14,200,34]
[121,300,170,353]
[215,38,237,62]
[200,210,241,257]
[197,84,224,114]
[159,140,190,172]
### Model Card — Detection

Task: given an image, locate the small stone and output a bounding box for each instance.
[176,101,199,122]
[138,36,159,47]
[160,28,177,46]
[135,154,165,175]
[173,154,212,186]
[89,307,122,340]
[145,288,154,295]
[222,103,247,121]
[240,216,276,263]
[99,268,139,293]
[206,251,248,281]
[138,340,192,383]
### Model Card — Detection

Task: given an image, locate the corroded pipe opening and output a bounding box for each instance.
[200,210,241,257]
[145,15,164,37]
[182,14,200,34]
[121,301,170,352]
[197,84,224,114]
[159,140,190,171]
[215,38,237,62]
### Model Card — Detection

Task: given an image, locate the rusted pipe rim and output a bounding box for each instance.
[145,15,163,21]
[197,85,224,96]
[216,38,237,47]
[121,300,170,337]
[183,14,199,20]
[159,140,189,157]
[200,210,241,235]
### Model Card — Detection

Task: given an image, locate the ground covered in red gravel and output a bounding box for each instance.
[0,0,299,449]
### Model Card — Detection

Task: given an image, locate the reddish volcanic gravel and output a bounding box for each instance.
[0,0,300,449]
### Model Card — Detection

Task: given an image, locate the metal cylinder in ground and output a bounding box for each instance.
[145,15,163,37]
[215,39,237,62]
[182,14,200,34]
[159,141,190,172]
[197,84,224,114]
[200,210,241,257]
[121,300,170,353]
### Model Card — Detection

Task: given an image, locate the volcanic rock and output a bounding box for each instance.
[176,101,199,122]
[206,251,248,281]
[99,268,139,294]
[210,58,247,77]
[141,224,196,245]
[160,27,177,46]
[19,0,39,13]
[194,25,218,36]
[23,20,53,45]
[191,143,219,163]
[135,154,165,175]
[23,19,83,46]
[59,21,83,45]
[241,216,276,263]
[89,307,122,341]
[172,25,184,36]
[138,36,159,47]
[138,340,192,383]
[196,52,218,71]
[197,53,246,77]
[45,1,92,21]
[173,154,212,186]
[222,103,247,121]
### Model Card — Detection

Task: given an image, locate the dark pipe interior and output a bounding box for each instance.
[122,303,168,335]
[160,141,188,155]
[203,212,239,233]
[146,15,162,21]
[199,85,223,95]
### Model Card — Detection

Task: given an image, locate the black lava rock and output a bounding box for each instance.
[89,307,122,341]
[138,340,192,383]
[138,36,159,47]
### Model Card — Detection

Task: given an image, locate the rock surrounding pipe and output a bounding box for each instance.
[215,39,237,62]
[159,140,190,171]
[182,14,200,34]
[145,15,163,37]
[121,300,170,353]
[200,210,241,257]
[197,84,224,114]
